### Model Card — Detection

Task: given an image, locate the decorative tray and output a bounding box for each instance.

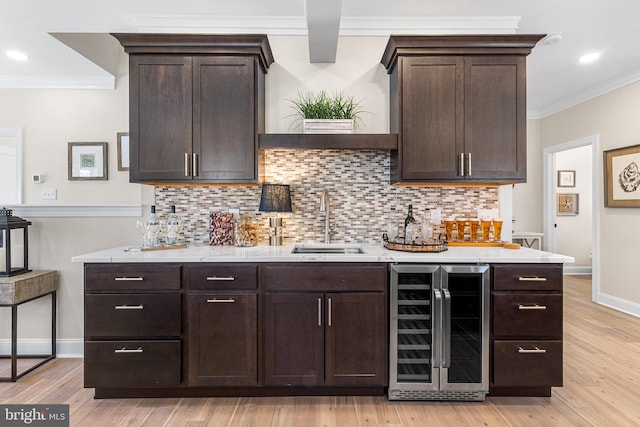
[383,236,448,253]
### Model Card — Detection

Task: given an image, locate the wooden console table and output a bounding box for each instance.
[0,270,58,381]
[512,231,544,250]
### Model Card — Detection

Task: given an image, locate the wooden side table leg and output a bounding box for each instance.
[11,304,17,381]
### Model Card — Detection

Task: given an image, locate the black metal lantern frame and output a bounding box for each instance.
[0,208,32,277]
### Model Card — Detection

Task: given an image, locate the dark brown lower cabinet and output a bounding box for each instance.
[187,293,258,386]
[264,292,386,387]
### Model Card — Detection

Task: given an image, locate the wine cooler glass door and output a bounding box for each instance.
[389,264,440,392]
[439,265,489,392]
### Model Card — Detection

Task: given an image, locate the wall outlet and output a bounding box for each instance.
[477,208,499,219]
[41,188,57,200]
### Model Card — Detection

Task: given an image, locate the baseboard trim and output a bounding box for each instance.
[597,292,640,319]
[563,266,592,275]
[0,339,83,358]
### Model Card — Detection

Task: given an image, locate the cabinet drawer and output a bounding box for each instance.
[262,263,387,291]
[492,264,562,291]
[186,264,258,290]
[85,264,181,291]
[492,294,562,338]
[85,294,181,338]
[84,340,181,388]
[493,340,562,387]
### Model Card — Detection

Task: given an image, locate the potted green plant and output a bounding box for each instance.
[287,89,364,133]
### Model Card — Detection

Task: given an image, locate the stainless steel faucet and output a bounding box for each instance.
[319,189,330,243]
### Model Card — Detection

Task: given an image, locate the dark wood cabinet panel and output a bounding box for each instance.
[492,263,563,291]
[492,293,563,338]
[129,55,193,181]
[263,292,324,386]
[325,292,386,386]
[382,35,543,184]
[84,263,182,291]
[84,340,181,388]
[186,263,258,291]
[262,263,387,292]
[493,340,563,387]
[187,293,258,386]
[114,34,272,184]
[85,293,181,338]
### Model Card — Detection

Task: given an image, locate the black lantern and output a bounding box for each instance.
[0,208,32,277]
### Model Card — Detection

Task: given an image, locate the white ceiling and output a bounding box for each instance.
[2,0,640,118]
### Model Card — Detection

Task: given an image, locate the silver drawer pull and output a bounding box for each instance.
[115,304,144,310]
[517,276,547,282]
[518,304,547,310]
[518,346,547,354]
[114,347,143,354]
[114,277,144,281]
[207,298,235,303]
[206,276,235,281]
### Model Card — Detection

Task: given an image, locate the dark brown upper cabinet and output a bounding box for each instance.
[112,34,273,183]
[381,35,544,184]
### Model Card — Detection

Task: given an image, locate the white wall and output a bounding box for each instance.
[513,119,543,232]
[541,80,640,311]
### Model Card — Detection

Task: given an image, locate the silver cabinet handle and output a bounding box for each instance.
[206,276,235,281]
[115,347,143,354]
[459,153,465,176]
[518,304,547,310]
[114,304,144,310]
[467,152,472,176]
[114,277,144,281]
[318,297,322,327]
[185,152,191,177]
[193,152,199,177]
[518,346,547,354]
[328,297,332,327]
[207,298,235,303]
[518,276,547,282]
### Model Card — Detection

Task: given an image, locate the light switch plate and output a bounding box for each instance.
[41,188,57,200]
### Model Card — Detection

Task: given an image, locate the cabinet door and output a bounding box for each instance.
[187,293,257,386]
[464,56,526,182]
[325,292,387,386]
[193,56,257,181]
[264,292,324,386]
[129,55,193,181]
[400,56,464,181]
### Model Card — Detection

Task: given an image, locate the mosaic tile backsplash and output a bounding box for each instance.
[154,150,499,244]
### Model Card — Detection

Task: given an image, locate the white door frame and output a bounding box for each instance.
[543,134,600,302]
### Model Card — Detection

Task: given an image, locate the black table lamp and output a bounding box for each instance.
[0,207,32,277]
[259,184,292,246]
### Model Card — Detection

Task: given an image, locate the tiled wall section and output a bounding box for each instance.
[154,150,499,244]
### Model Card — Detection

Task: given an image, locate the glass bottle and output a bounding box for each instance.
[145,205,160,247]
[166,205,180,246]
[404,204,416,243]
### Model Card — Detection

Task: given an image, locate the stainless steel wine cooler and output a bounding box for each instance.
[388,264,490,401]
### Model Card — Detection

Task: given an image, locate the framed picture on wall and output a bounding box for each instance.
[557,170,575,187]
[557,193,579,215]
[604,144,640,207]
[68,142,108,180]
[117,132,129,171]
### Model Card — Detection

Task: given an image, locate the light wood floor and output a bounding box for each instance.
[2,275,640,426]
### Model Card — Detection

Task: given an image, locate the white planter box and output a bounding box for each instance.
[303,119,354,134]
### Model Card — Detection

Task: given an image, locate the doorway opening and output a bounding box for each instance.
[543,134,599,302]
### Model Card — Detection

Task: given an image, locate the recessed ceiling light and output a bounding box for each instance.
[579,52,600,64]
[6,50,29,61]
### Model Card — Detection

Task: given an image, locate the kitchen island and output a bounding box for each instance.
[73,244,573,399]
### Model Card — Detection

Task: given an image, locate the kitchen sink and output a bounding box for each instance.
[291,245,365,254]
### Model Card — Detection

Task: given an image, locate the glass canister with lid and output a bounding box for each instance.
[234,215,259,247]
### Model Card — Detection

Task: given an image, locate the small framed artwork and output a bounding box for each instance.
[604,143,640,207]
[68,142,108,180]
[557,170,575,187]
[557,193,579,215]
[117,132,129,171]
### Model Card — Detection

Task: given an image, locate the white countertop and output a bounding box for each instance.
[72,243,574,264]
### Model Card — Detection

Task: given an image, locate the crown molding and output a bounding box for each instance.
[0,75,115,90]
[133,14,520,36]
[530,66,640,119]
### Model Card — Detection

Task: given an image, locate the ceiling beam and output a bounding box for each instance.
[305,0,342,63]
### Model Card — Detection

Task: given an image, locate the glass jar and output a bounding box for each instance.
[234,216,259,247]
